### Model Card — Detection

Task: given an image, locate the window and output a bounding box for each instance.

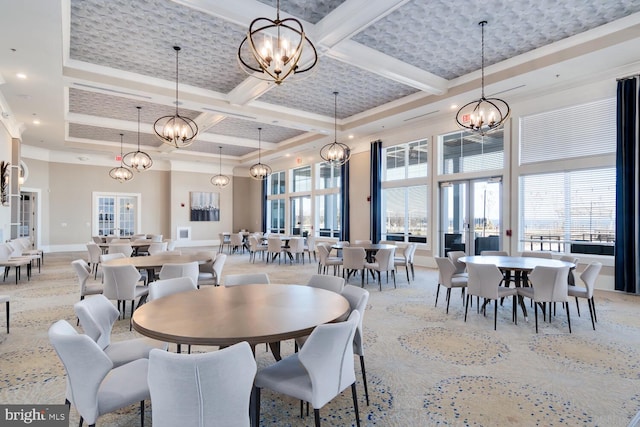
[520,168,615,254]
[266,199,285,234]
[316,163,341,190]
[316,193,341,238]
[92,192,140,237]
[268,171,286,195]
[291,166,311,192]
[440,130,503,174]
[518,98,616,255]
[381,139,429,243]
[382,186,427,243]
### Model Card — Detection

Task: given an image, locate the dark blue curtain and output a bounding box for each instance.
[261,179,267,233]
[370,140,382,243]
[615,76,639,294]
[340,161,350,242]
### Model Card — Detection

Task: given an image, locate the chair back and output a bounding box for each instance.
[102,264,142,300]
[298,311,360,408]
[224,273,270,287]
[0,243,12,261]
[108,243,133,257]
[150,234,163,242]
[447,251,467,274]
[148,342,256,427]
[521,251,553,259]
[481,250,508,256]
[71,259,91,293]
[338,240,350,247]
[374,247,395,271]
[105,236,117,243]
[307,274,345,294]
[74,294,119,349]
[305,235,315,249]
[342,247,366,270]
[434,257,456,286]
[148,242,168,255]
[165,240,177,251]
[288,237,304,254]
[7,240,23,257]
[99,252,125,264]
[230,233,243,247]
[466,262,504,300]
[267,237,282,252]
[212,254,227,285]
[194,251,217,274]
[528,265,571,302]
[149,277,197,302]
[92,236,104,244]
[407,243,417,262]
[248,236,259,251]
[316,244,330,264]
[560,255,579,264]
[86,243,102,264]
[49,320,113,425]
[158,262,199,286]
[341,285,369,356]
[354,240,371,245]
[579,262,602,298]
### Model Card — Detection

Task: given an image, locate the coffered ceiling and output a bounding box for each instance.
[1,0,640,169]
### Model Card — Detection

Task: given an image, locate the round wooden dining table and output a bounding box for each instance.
[131,284,350,360]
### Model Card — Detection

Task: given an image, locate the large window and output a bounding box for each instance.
[316,163,341,190]
[518,98,616,255]
[266,199,285,234]
[520,168,615,254]
[291,166,311,193]
[440,130,504,174]
[382,139,428,243]
[268,171,286,195]
[316,193,341,238]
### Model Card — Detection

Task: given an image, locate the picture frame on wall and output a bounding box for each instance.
[190,191,220,222]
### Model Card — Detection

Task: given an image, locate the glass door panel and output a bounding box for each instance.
[94,193,140,237]
[440,182,469,256]
[290,196,311,236]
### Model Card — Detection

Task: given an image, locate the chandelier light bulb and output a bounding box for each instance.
[320,91,351,166]
[124,106,153,172]
[249,127,272,180]
[110,133,134,183]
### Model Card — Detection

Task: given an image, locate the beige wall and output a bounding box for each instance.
[169,169,233,241]
[348,150,371,242]
[233,176,263,232]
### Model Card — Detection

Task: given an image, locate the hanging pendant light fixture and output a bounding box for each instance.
[320,91,350,166]
[455,21,510,135]
[154,46,198,148]
[211,146,231,188]
[109,134,134,183]
[249,127,272,180]
[237,0,318,85]
[123,106,153,172]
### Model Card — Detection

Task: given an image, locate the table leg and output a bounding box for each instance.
[268,341,282,361]
[515,271,528,318]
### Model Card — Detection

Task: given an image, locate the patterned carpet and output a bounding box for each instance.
[0,249,638,426]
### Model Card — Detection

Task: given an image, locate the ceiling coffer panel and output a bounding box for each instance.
[258,56,418,118]
[69,123,164,148]
[179,142,256,157]
[205,117,306,143]
[255,0,348,24]
[353,0,640,80]
[70,0,248,93]
[69,88,200,123]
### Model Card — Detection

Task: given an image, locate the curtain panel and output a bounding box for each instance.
[370,140,382,243]
[615,76,639,294]
[340,161,350,242]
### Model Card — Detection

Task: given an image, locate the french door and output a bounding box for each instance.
[93,192,141,237]
[440,178,502,256]
[290,195,311,236]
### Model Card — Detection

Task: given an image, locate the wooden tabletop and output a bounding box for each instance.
[132,284,350,347]
[103,252,211,269]
[98,241,153,248]
[458,255,575,271]
[332,243,396,251]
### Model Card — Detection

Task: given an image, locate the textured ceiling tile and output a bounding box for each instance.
[207,117,306,143]
[179,141,255,157]
[70,0,248,93]
[69,123,164,148]
[69,88,200,123]
[255,0,347,24]
[353,0,640,79]
[257,56,419,118]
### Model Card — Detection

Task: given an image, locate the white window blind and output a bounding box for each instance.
[520,98,616,164]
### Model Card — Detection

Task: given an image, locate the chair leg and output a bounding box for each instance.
[513,295,517,325]
[6,300,10,334]
[591,297,598,322]
[574,296,581,317]
[377,271,381,291]
[351,382,361,427]
[359,355,369,406]
[588,298,596,330]
[392,270,396,288]
[405,265,410,282]
[445,288,451,314]
[253,386,261,427]
[140,400,145,427]
[565,301,572,333]
[493,300,498,330]
[464,294,470,322]
[534,302,539,333]
[435,284,441,307]
[314,408,321,427]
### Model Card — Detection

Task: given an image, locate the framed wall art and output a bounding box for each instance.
[190,191,220,221]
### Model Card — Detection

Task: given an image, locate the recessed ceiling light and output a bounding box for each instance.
[78,156,90,161]
[348,134,354,139]
[16,73,27,79]
[450,104,458,110]
[32,119,40,125]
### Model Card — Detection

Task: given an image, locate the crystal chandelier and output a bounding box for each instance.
[123,106,153,172]
[237,0,318,85]
[249,128,272,180]
[455,21,510,135]
[320,92,350,165]
[109,134,133,183]
[211,146,231,188]
[154,46,198,148]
